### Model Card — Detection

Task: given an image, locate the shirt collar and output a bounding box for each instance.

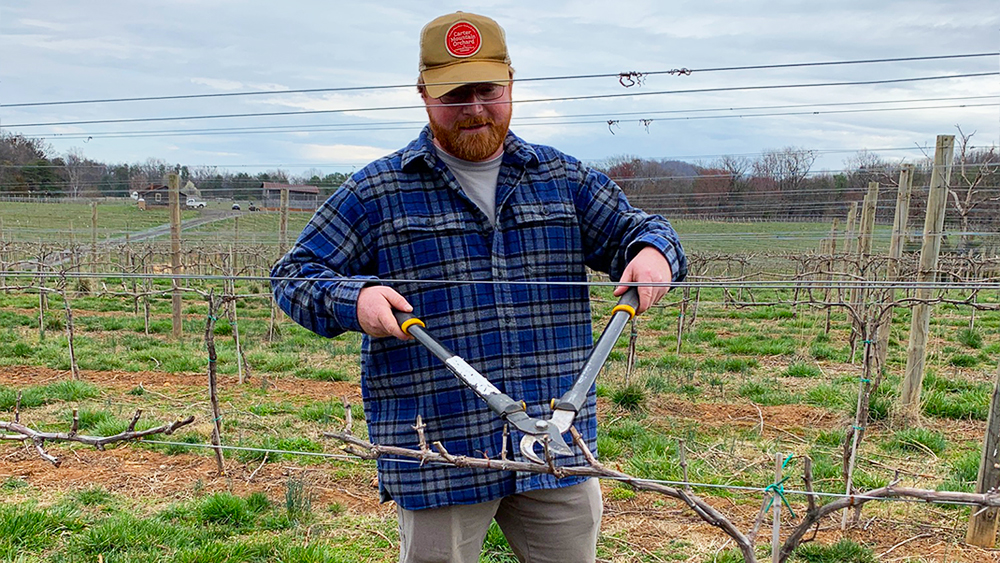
[401,125,538,172]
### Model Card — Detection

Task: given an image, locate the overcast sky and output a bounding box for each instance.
[2,1,998,176]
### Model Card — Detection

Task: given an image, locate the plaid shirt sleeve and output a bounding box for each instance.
[271,129,685,510]
[572,162,688,283]
[270,179,379,337]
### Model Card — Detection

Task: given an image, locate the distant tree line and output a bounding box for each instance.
[596,132,1000,238]
[0,133,349,201]
[2,130,997,237]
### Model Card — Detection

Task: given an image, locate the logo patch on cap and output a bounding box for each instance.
[445,22,482,58]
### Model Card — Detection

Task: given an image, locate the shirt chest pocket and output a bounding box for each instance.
[385,215,482,280]
[506,202,584,280]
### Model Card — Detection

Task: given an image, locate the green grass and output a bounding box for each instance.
[738,380,796,405]
[480,521,519,563]
[198,492,258,527]
[921,373,990,420]
[0,503,81,559]
[793,539,877,562]
[715,334,798,356]
[785,362,821,378]
[0,380,100,412]
[957,328,983,349]
[299,401,365,425]
[0,485,392,562]
[68,486,114,507]
[0,202,195,242]
[700,357,758,373]
[803,383,852,411]
[610,383,646,411]
[883,428,947,455]
[938,448,981,493]
[670,219,892,254]
[948,353,980,367]
[236,437,326,463]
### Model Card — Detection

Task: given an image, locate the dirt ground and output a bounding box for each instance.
[3,366,1000,562]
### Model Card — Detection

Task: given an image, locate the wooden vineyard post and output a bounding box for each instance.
[279,187,290,255]
[169,173,183,339]
[37,248,47,341]
[844,202,858,261]
[825,218,839,334]
[90,201,98,291]
[966,360,1000,547]
[900,135,954,422]
[856,182,879,261]
[839,204,858,320]
[877,165,914,369]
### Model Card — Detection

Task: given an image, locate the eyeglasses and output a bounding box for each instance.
[438,83,506,105]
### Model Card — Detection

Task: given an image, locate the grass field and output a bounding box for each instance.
[1,201,879,255]
[1,202,999,562]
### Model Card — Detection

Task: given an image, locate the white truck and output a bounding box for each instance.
[185,197,207,209]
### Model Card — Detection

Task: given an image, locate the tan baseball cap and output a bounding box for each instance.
[419,12,511,99]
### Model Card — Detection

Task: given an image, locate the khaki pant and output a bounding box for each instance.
[397,479,602,563]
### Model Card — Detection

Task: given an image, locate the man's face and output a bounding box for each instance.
[423,82,512,162]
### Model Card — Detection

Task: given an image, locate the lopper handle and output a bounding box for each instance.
[391,306,529,420]
[552,287,640,413]
[392,309,425,337]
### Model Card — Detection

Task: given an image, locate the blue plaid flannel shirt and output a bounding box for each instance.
[271,126,686,510]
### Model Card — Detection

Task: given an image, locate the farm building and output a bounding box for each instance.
[260,183,320,212]
[137,183,196,207]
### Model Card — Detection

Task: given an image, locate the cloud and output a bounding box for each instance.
[252,89,426,123]
[17,18,68,31]
[190,78,246,91]
[190,78,290,92]
[300,143,395,162]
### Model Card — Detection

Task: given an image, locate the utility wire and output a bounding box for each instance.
[26,100,999,141]
[25,94,998,141]
[4,52,996,109]
[3,271,1000,291]
[8,72,997,129]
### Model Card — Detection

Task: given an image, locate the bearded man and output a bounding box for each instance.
[271,11,686,563]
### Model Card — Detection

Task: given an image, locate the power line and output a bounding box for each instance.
[24,100,999,142]
[4,52,995,109]
[7,72,997,129]
[18,95,997,142]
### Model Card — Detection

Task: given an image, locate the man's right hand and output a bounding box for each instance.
[357,286,413,340]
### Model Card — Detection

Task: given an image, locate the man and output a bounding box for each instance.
[271,11,686,563]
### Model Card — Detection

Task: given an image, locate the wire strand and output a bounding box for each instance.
[4,52,995,109]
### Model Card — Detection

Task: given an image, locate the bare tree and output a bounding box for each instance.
[753,147,817,193]
[748,147,817,219]
[64,148,106,199]
[948,126,1000,250]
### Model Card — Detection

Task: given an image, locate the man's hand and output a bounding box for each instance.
[614,246,673,314]
[357,286,413,340]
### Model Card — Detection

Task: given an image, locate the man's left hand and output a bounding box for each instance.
[614,246,673,314]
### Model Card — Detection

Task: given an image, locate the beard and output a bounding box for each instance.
[428,112,510,162]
